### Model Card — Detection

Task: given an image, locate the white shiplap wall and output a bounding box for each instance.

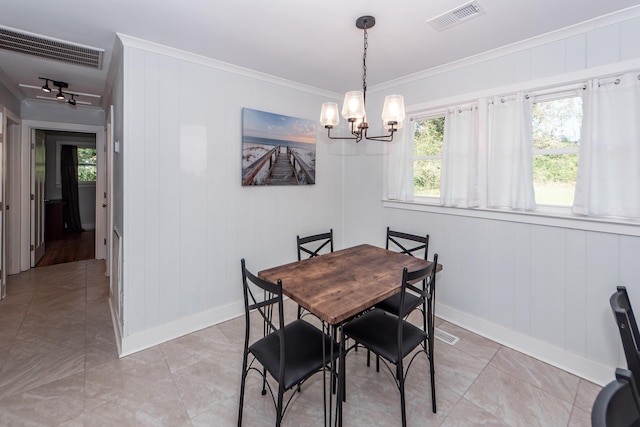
[344,9,640,385]
[116,35,344,355]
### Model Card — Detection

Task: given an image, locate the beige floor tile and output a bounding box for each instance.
[490,346,580,403]
[0,259,602,426]
[440,397,510,427]
[574,378,601,412]
[465,364,573,427]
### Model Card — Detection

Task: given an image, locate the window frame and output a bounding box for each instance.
[76,147,98,184]
[412,113,446,202]
[55,141,98,187]
[530,91,582,209]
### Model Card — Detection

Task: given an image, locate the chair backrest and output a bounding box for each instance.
[297,229,333,260]
[610,286,640,386]
[386,227,429,260]
[592,368,640,427]
[397,257,438,341]
[240,259,285,376]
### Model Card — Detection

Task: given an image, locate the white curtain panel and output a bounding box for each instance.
[487,92,536,210]
[441,105,480,207]
[573,72,640,218]
[386,124,414,201]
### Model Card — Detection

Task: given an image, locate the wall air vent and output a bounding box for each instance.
[0,25,103,69]
[427,1,485,32]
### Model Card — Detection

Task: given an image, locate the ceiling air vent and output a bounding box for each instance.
[427,1,485,32]
[0,25,103,69]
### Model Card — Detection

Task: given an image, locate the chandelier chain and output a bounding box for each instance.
[362,27,368,105]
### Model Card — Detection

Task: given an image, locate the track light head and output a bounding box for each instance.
[56,87,65,100]
[68,95,76,106]
[41,79,51,93]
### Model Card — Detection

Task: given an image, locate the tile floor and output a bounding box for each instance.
[0,260,601,426]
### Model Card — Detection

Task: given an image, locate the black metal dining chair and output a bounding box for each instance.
[342,257,439,426]
[610,286,640,387]
[297,229,334,260]
[369,228,431,372]
[238,259,339,427]
[296,229,333,320]
[591,367,640,427]
[376,227,430,326]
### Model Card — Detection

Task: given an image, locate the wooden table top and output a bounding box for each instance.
[259,244,440,325]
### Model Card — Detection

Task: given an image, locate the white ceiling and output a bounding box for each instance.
[1,0,639,109]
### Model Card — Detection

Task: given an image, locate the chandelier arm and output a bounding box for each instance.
[325,127,358,141]
[361,123,398,142]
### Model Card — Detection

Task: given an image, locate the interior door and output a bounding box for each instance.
[0,109,4,299]
[32,129,45,266]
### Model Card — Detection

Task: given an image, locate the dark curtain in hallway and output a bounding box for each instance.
[61,145,83,232]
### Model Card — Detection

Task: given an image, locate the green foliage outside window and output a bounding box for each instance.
[414,117,445,197]
[532,97,582,206]
[77,148,97,182]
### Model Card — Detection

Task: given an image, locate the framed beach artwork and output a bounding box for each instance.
[241,108,316,186]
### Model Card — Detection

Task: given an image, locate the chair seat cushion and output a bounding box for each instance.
[343,308,427,364]
[376,292,422,318]
[249,319,339,390]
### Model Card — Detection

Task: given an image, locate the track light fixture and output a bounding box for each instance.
[38,77,79,105]
[319,16,405,143]
[41,78,51,93]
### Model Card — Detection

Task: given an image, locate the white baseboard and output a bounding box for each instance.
[117,300,244,358]
[437,303,614,386]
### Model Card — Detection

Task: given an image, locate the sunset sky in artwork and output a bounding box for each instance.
[243,108,316,145]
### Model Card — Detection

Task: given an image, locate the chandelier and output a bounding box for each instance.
[320,16,405,143]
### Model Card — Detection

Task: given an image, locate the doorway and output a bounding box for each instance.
[16,120,107,273]
[35,130,97,267]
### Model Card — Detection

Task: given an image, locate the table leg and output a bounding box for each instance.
[338,325,345,427]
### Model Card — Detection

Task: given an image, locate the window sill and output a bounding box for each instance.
[382,199,640,237]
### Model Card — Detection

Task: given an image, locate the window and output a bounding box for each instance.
[531,96,582,206]
[413,116,445,197]
[77,147,97,183]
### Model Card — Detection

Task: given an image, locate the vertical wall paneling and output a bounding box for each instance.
[620,17,640,59]
[143,51,161,328]
[586,24,621,68]
[512,223,532,335]
[489,54,517,88]
[178,61,209,317]
[528,225,566,347]
[157,54,182,323]
[564,229,588,356]
[124,46,148,333]
[363,11,640,382]
[564,34,587,72]
[118,35,344,345]
[488,220,516,328]
[618,235,640,366]
[585,232,621,367]
[204,68,229,306]
[530,40,567,79]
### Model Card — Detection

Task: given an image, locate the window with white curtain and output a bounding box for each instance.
[395,69,640,220]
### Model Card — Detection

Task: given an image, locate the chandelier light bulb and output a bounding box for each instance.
[342,91,365,120]
[320,102,339,127]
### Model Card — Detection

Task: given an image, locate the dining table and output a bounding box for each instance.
[258,243,442,426]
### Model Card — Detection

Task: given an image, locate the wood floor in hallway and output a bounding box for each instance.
[36,230,95,267]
